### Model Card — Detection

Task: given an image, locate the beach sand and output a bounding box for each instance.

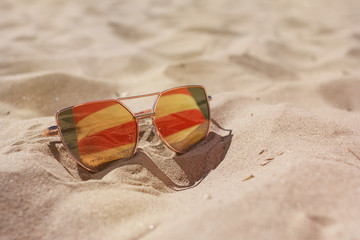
[1,0,360,239]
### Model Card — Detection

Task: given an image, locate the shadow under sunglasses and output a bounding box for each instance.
[47,119,232,191]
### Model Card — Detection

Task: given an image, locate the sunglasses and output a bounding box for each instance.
[43,85,212,172]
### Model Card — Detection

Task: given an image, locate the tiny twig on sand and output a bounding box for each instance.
[260,161,270,166]
[242,174,254,181]
[348,148,360,161]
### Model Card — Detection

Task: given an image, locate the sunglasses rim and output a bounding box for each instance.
[55,85,211,172]
[55,99,140,172]
[152,85,211,154]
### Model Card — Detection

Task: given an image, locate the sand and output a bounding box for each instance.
[1,0,360,239]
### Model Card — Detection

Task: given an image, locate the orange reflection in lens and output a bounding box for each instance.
[154,87,209,152]
[57,100,137,171]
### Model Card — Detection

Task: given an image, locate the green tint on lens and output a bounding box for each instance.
[58,108,81,161]
[154,86,210,152]
[57,101,137,171]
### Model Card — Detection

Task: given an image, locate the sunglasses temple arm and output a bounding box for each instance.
[42,125,59,137]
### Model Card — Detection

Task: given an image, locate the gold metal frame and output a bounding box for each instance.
[43,85,212,172]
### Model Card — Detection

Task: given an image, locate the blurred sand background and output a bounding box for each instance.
[1,0,360,239]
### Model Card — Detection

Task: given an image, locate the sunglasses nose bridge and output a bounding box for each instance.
[135,111,155,119]
[135,112,160,141]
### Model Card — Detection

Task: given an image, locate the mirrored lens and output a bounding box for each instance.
[57,101,137,171]
[154,86,210,152]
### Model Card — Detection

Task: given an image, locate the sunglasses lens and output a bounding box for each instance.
[154,86,210,152]
[57,101,137,171]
